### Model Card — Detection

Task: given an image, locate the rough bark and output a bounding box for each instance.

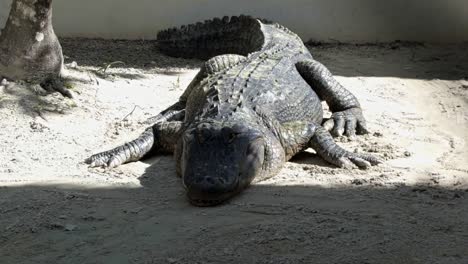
[0,0,69,96]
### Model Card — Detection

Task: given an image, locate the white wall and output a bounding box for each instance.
[0,0,10,29]
[1,0,468,43]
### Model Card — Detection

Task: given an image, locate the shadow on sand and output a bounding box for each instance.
[1,156,467,263]
[60,38,468,81]
[60,38,203,74]
[308,42,468,81]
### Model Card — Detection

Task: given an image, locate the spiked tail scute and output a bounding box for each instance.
[205,54,247,74]
[157,15,266,59]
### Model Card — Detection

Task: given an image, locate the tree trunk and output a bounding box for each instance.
[0,0,67,96]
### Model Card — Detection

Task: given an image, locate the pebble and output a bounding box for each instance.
[339,136,349,143]
[351,179,365,185]
[124,207,143,214]
[167,258,178,263]
[404,151,412,157]
[366,146,380,153]
[49,223,64,229]
[30,121,49,132]
[373,131,383,137]
[64,224,77,231]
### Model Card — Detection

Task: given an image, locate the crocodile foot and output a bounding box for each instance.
[323,107,369,138]
[310,126,382,169]
[85,145,130,168]
[86,128,155,168]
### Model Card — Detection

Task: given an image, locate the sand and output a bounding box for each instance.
[0,39,467,263]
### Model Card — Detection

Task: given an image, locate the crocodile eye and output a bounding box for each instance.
[221,127,237,143]
[228,132,237,143]
[198,129,211,143]
[183,129,196,142]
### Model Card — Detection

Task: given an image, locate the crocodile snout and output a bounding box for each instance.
[185,175,239,206]
[191,175,234,193]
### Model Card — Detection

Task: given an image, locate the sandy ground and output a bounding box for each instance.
[0,39,467,264]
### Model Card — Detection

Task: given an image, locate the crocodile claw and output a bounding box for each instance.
[323,107,369,138]
[336,153,383,170]
[85,149,124,168]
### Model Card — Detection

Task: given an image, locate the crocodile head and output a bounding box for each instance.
[179,122,265,206]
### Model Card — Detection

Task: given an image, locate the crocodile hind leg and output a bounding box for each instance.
[296,60,369,138]
[86,121,183,168]
[309,126,381,169]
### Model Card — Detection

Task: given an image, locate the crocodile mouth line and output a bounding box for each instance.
[188,198,226,207]
[187,188,240,207]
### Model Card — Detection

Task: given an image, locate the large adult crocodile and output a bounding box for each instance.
[86,15,381,206]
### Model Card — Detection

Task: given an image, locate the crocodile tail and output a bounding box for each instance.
[157,15,266,59]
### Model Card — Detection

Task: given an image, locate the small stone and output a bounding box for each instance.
[1,78,8,86]
[64,224,77,231]
[351,179,364,185]
[125,207,143,214]
[49,223,64,229]
[404,151,412,157]
[223,248,233,255]
[69,61,78,68]
[373,131,383,137]
[167,258,178,263]
[367,146,379,153]
[35,32,44,42]
[75,242,87,247]
[30,121,48,132]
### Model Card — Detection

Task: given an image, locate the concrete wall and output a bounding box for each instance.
[1,0,467,43]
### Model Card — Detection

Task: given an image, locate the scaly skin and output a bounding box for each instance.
[86,15,381,206]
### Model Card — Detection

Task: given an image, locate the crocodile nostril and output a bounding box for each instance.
[188,176,234,194]
[205,176,216,185]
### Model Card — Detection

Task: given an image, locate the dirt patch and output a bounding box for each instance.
[0,40,467,263]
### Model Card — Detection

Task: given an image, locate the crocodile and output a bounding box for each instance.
[86,15,381,206]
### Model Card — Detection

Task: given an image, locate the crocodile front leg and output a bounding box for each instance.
[309,126,381,169]
[143,101,185,125]
[296,60,369,138]
[86,121,183,168]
